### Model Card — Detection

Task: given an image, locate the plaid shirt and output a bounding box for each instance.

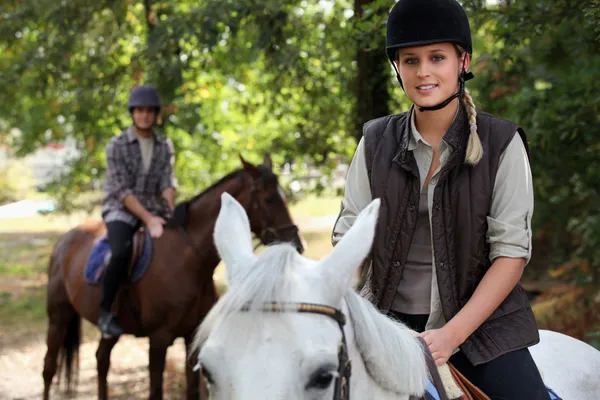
[101,126,177,226]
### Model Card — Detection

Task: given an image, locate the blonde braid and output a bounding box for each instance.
[463,88,483,165]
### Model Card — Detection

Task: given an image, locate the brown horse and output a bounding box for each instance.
[42,155,304,400]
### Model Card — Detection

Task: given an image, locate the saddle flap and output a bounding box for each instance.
[128,228,147,274]
[447,362,490,400]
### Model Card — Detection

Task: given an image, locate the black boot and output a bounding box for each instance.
[98,309,124,337]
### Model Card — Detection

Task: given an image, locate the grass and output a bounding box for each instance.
[0,287,46,329]
[0,209,99,233]
[0,232,59,278]
[288,194,342,219]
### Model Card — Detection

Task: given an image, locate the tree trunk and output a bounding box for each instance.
[354,0,391,142]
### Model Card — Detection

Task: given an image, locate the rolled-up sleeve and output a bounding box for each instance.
[487,132,534,264]
[105,139,133,202]
[331,137,372,246]
[159,138,177,192]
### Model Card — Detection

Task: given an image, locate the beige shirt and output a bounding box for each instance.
[135,131,154,174]
[332,110,534,330]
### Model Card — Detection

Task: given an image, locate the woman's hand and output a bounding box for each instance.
[419,327,461,366]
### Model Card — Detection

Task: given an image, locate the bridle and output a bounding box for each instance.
[238,302,447,400]
[194,301,351,400]
[246,174,301,251]
[176,171,301,258]
[241,302,351,400]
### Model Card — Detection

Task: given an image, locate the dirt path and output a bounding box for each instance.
[0,321,189,400]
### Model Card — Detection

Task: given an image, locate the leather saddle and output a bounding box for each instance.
[447,362,490,400]
[101,228,148,281]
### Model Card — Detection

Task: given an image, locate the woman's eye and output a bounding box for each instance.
[432,55,445,62]
[405,58,417,65]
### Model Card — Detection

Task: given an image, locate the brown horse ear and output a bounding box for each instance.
[239,154,260,178]
[239,154,252,170]
[263,154,273,170]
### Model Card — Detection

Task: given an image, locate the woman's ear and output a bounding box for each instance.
[461,53,471,73]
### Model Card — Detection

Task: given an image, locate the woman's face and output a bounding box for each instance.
[395,43,469,108]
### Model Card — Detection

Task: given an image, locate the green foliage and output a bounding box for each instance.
[0,0,358,204]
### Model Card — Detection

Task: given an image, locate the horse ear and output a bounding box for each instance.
[239,154,252,170]
[318,198,380,302]
[214,192,257,285]
[239,155,260,178]
[263,154,273,170]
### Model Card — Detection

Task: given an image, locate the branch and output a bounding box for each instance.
[144,0,155,30]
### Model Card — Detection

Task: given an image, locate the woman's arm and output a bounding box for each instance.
[331,137,373,246]
[421,132,534,365]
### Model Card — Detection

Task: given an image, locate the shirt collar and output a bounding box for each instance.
[126,126,137,143]
[408,107,427,151]
[407,104,461,152]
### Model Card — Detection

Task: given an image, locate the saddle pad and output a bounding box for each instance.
[84,230,153,285]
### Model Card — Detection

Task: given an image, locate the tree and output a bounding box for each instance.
[0,0,360,207]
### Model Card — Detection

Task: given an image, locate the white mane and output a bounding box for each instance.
[192,244,305,352]
[344,290,429,395]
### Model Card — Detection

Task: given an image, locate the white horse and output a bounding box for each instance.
[192,193,600,400]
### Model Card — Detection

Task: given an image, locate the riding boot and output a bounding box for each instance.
[98,258,126,337]
[98,308,124,337]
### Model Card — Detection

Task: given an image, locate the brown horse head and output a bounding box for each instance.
[238,154,304,253]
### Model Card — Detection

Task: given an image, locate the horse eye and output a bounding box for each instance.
[307,370,335,390]
[201,366,214,385]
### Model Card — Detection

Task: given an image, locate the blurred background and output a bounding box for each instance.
[1,0,599,398]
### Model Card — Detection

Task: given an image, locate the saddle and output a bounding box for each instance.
[413,337,490,400]
[127,228,148,276]
[447,362,490,400]
[86,227,152,285]
[101,228,147,280]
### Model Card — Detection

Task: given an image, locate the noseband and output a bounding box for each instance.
[243,302,351,400]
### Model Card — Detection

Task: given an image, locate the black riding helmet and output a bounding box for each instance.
[128,85,161,114]
[386,0,475,111]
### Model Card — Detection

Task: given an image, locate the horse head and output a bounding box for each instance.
[192,193,431,400]
[238,154,304,254]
